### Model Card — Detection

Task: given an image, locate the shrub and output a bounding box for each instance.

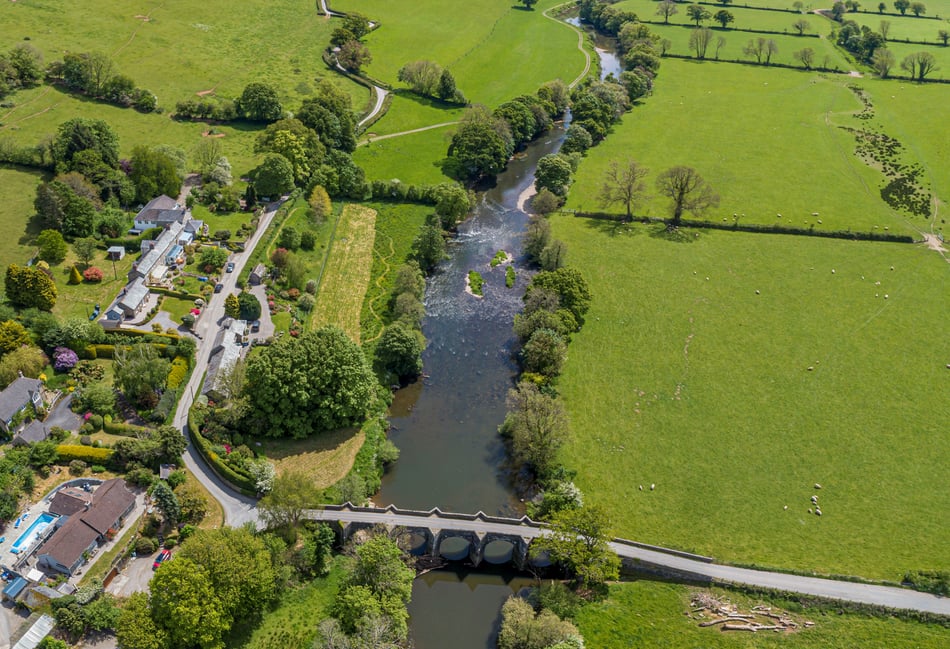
[80,435,92,446]
[55,444,114,465]
[53,347,79,371]
[134,537,157,555]
[166,356,189,390]
[68,459,87,476]
[87,414,103,431]
[297,293,316,311]
[91,465,106,473]
[83,267,104,282]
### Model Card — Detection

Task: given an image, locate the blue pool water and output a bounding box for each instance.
[10,513,57,554]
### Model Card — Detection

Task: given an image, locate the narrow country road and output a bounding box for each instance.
[544,2,591,88]
[172,201,285,527]
[358,121,458,146]
[307,507,950,616]
[358,86,389,128]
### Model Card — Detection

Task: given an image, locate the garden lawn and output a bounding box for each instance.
[577,581,950,649]
[565,60,922,234]
[550,215,950,580]
[257,429,365,489]
[311,205,377,343]
[229,555,347,649]
[360,202,432,347]
[159,296,197,324]
[355,127,456,185]
[0,166,46,291]
[333,0,587,107]
[52,253,135,320]
[190,205,257,241]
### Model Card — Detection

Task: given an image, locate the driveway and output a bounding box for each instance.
[46,393,81,431]
[105,553,157,598]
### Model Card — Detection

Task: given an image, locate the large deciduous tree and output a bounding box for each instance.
[238,82,283,122]
[251,153,295,197]
[872,48,897,77]
[687,4,712,25]
[447,105,514,180]
[655,0,678,23]
[376,322,424,380]
[535,153,574,196]
[599,159,649,220]
[246,325,375,438]
[500,381,569,479]
[525,267,591,325]
[532,505,620,587]
[36,229,69,264]
[5,264,57,311]
[130,146,181,204]
[743,37,778,64]
[149,557,230,649]
[258,470,323,529]
[113,344,170,409]
[901,51,939,80]
[655,165,720,226]
[51,117,119,171]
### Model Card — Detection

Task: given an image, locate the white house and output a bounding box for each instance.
[202,319,248,401]
[132,195,187,233]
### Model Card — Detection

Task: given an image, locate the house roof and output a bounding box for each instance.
[82,479,135,535]
[118,279,150,312]
[11,613,54,649]
[3,577,28,599]
[134,196,182,225]
[184,219,205,234]
[48,488,92,517]
[106,245,126,254]
[203,320,247,399]
[0,377,43,423]
[13,420,50,446]
[134,222,184,278]
[37,514,99,571]
[251,263,267,277]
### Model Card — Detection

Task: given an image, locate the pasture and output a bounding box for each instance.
[356,127,456,185]
[332,0,587,106]
[311,204,377,342]
[578,582,950,648]
[0,166,46,291]
[549,214,950,579]
[564,60,937,234]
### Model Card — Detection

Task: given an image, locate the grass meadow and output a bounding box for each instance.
[0,166,46,290]
[549,215,950,579]
[355,127,456,185]
[564,60,937,235]
[311,205,377,342]
[333,0,587,107]
[361,93,464,138]
[848,13,950,42]
[577,581,950,648]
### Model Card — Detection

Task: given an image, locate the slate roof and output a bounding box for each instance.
[82,479,135,535]
[203,320,247,400]
[37,514,98,572]
[118,278,150,313]
[0,377,43,423]
[12,420,50,446]
[134,196,183,225]
[48,488,92,517]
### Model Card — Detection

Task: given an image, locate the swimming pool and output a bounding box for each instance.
[10,513,58,555]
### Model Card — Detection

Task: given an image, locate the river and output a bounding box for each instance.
[379,18,618,649]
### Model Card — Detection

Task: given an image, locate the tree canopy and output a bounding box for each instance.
[245,325,376,438]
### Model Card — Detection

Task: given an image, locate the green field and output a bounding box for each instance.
[564,60,940,235]
[361,93,463,138]
[550,215,949,579]
[617,0,833,33]
[333,0,587,107]
[0,166,46,291]
[848,12,950,42]
[577,581,950,648]
[356,127,456,185]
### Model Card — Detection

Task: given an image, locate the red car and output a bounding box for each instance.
[152,549,171,570]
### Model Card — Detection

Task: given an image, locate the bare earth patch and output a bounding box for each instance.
[311,204,377,342]
[263,428,366,488]
[196,88,216,96]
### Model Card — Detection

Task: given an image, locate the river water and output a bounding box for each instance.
[378,18,618,649]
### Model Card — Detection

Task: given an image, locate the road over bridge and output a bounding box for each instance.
[307,504,950,617]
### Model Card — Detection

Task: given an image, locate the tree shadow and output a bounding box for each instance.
[648,223,701,244]
[580,216,645,239]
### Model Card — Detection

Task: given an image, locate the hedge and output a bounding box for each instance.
[149,286,203,302]
[107,329,181,342]
[56,445,115,464]
[187,407,257,496]
[103,420,149,437]
[88,343,170,359]
[167,357,189,390]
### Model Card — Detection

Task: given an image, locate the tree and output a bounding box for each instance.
[714,10,734,28]
[686,4,712,26]
[72,237,98,266]
[794,47,816,69]
[599,159,649,220]
[238,291,262,321]
[535,154,573,196]
[939,30,949,46]
[433,183,473,228]
[524,216,551,265]
[561,125,592,155]
[715,35,728,59]
[194,138,224,177]
[278,226,301,251]
[878,1,887,11]
[910,1,926,15]
[239,82,282,122]
[872,48,897,77]
[5,264,57,311]
[0,346,48,387]
[178,527,278,622]
[251,153,294,198]
[224,293,240,319]
[793,18,812,35]
[498,597,579,649]
[0,320,30,357]
[743,37,778,64]
[338,40,372,73]
[526,267,591,325]
[656,166,720,226]
[880,19,892,40]
[690,27,715,59]
[832,1,847,19]
[532,188,561,216]
[501,382,569,479]
[130,145,181,204]
[655,0,678,24]
[246,325,375,438]
[51,117,119,171]
[297,81,358,152]
[437,69,464,103]
[345,534,414,624]
[198,246,228,272]
[397,60,443,96]
[259,470,323,528]
[256,119,325,185]
[532,505,620,587]
[36,229,68,264]
[376,322,424,379]
[309,185,332,222]
[35,180,96,238]
[75,382,115,416]
[113,344,170,408]
[116,592,166,649]
[894,0,910,14]
[149,557,230,649]
[522,328,567,378]
[901,51,939,79]
[152,480,181,524]
[410,224,446,273]
[447,105,514,180]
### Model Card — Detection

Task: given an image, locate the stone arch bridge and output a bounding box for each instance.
[305,504,950,616]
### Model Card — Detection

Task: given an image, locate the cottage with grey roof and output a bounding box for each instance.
[0,376,44,433]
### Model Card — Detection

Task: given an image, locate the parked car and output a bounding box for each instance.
[226,262,235,273]
[152,549,171,570]
[251,320,261,333]
[214,283,224,293]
